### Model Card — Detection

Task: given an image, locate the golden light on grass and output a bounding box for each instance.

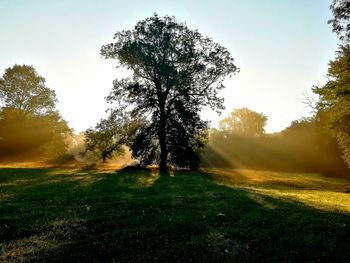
[136,169,161,187]
[207,168,350,214]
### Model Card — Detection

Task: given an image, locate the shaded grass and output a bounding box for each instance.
[1,167,350,262]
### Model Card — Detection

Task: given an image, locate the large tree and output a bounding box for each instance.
[311,1,350,169]
[313,46,350,168]
[101,14,238,170]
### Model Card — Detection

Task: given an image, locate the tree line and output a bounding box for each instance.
[1,2,350,175]
[201,108,347,176]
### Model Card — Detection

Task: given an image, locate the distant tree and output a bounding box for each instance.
[83,110,141,162]
[0,65,70,160]
[313,46,350,168]
[0,65,57,117]
[329,0,350,43]
[219,108,267,137]
[101,14,238,170]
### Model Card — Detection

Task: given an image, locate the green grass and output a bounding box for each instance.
[1,167,350,262]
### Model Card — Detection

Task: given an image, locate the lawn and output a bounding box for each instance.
[1,167,350,262]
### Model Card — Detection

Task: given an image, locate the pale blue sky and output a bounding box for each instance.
[0,0,339,133]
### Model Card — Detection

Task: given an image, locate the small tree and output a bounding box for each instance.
[83,110,141,162]
[101,14,238,170]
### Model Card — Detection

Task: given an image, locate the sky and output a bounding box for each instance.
[0,0,340,133]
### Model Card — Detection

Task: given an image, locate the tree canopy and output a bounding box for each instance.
[0,65,57,117]
[101,14,238,170]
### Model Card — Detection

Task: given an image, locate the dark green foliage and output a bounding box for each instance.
[101,14,238,170]
[83,109,141,162]
[1,168,350,262]
[310,1,350,170]
[329,0,350,43]
[313,46,350,169]
[129,123,159,166]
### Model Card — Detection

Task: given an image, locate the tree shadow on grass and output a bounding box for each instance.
[1,168,350,262]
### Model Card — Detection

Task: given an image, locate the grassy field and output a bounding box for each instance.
[1,167,350,262]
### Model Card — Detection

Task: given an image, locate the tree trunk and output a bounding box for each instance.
[158,105,168,171]
[159,120,168,171]
[102,151,107,163]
